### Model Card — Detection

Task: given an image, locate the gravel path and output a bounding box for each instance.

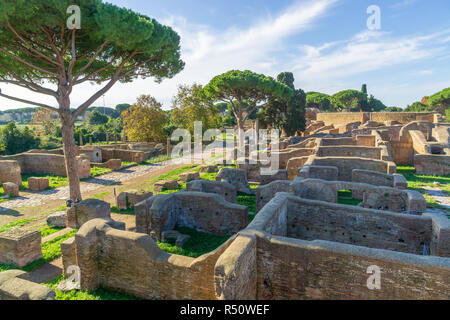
[0,160,175,211]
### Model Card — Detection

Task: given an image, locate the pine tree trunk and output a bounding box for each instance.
[60,109,82,202]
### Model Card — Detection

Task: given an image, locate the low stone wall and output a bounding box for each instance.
[0,153,91,178]
[275,148,315,169]
[62,219,236,299]
[0,160,22,186]
[352,169,407,190]
[256,178,425,214]
[0,270,55,300]
[186,180,237,203]
[215,230,450,300]
[0,228,42,267]
[414,154,450,176]
[370,112,436,123]
[286,156,310,180]
[298,165,338,181]
[316,112,368,126]
[135,192,248,241]
[318,137,355,146]
[100,148,145,163]
[316,146,382,160]
[304,156,396,181]
[215,192,450,299]
[409,130,431,154]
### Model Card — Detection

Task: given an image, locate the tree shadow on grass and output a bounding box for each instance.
[0,208,22,217]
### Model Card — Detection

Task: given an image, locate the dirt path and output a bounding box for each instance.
[0,159,188,226]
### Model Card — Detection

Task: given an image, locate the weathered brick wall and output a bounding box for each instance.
[305,156,395,181]
[215,234,257,300]
[316,113,368,126]
[285,196,431,255]
[370,112,435,123]
[254,235,449,300]
[391,141,414,165]
[409,130,431,154]
[1,153,90,178]
[135,192,248,241]
[286,156,310,180]
[0,228,42,267]
[356,135,376,146]
[100,148,145,163]
[0,160,22,186]
[256,180,292,212]
[70,219,235,299]
[0,270,55,300]
[186,180,237,203]
[316,146,382,160]
[275,148,315,169]
[414,154,450,176]
[318,137,355,146]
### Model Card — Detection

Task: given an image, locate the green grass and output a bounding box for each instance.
[237,192,256,213]
[337,190,362,206]
[0,218,35,233]
[110,205,135,215]
[397,166,449,213]
[88,191,111,200]
[43,275,141,300]
[139,165,197,192]
[39,225,64,238]
[157,226,230,258]
[397,166,450,194]
[21,173,68,190]
[142,154,172,165]
[89,166,113,178]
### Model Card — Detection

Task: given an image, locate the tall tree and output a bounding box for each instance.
[122,95,168,143]
[361,84,367,94]
[260,72,306,136]
[170,84,221,135]
[332,90,368,112]
[428,87,450,115]
[0,1,184,201]
[200,70,293,141]
[305,92,333,111]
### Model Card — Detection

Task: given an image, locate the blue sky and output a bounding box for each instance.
[1,0,449,110]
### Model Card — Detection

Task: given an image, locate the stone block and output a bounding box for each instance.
[2,182,19,197]
[216,168,251,194]
[0,228,42,267]
[46,211,67,228]
[0,160,22,186]
[200,165,219,173]
[186,180,237,203]
[117,190,153,209]
[393,174,408,189]
[0,270,55,300]
[153,180,179,193]
[66,199,111,229]
[161,230,190,247]
[178,171,200,183]
[27,177,49,191]
[260,170,288,185]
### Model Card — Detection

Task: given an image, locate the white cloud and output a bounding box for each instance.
[389,0,417,9]
[291,29,450,94]
[1,0,337,110]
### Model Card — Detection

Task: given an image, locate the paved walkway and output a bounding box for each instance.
[0,159,175,211]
